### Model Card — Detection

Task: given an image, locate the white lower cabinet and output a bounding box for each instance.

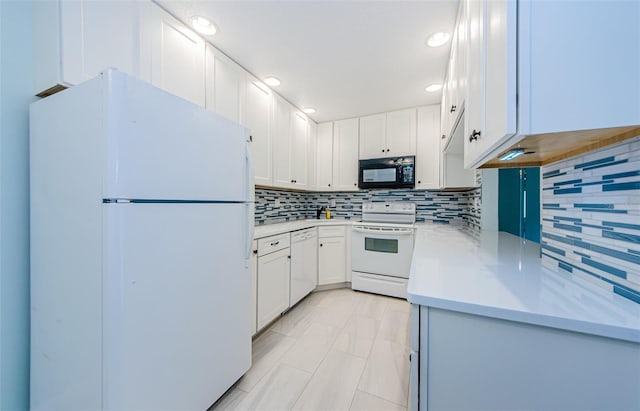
[256,234,290,331]
[318,226,347,285]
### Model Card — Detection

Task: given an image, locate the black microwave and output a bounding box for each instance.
[358,156,415,189]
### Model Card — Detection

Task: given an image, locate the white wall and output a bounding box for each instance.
[0,1,34,409]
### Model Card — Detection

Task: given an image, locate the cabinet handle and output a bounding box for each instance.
[320,243,323,247]
[441,134,446,140]
[381,149,385,153]
[450,105,457,113]
[287,255,291,259]
[469,129,481,142]
[418,180,421,184]
[328,183,331,187]
[386,148,390,152]
[354,183,357,186]
[270,241,280,246]
[252,250,258,254]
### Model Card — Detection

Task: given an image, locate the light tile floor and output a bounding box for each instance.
[210,288,411,411]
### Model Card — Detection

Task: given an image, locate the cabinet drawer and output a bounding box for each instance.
[257,233,290,256]
[318,225,346,238]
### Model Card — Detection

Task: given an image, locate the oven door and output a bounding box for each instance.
[351,225,414,278]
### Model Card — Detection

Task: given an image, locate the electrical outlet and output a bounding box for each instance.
[274,198,281,207]
[330,199,336,207]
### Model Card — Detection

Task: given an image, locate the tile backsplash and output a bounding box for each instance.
[255,187,480,228]
[541,135,640,304]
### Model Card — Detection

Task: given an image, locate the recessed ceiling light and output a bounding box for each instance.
[426,32,450,47]
[191,16,217,36]
[425,84,442,92]
[303,108,316,114]
[264,77,281,87]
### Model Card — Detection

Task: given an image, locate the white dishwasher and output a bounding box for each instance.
[290,227,318,306]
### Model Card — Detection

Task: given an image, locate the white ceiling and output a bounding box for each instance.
[157,0,458,123]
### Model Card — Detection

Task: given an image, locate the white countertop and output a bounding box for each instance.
[253,218,351,239]
[407,224,640,343]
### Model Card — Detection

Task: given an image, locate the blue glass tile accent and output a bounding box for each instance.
[574,156,615,169]
[552,222,582,233]
[553,187,582,195]
[555,216,582,223]
[581,209,627,214]
[575,222,614,230]
[541,243,566,256]
[558,262,573,272]
[603,230,640,244]
[574,180,614,187]
[574,203,613,209]
[542,169,565,179]
[602,181,640,192]
[582,159,628,171]
[603,170,640,180]
[553,179,582,187]
[581,258,627,279]
[574,251,591,258]
[614,286,640,304]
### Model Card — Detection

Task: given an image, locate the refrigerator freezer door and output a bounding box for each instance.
[102,70,251,202]
[102,202,251,410]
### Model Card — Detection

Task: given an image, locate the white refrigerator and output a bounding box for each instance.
[30,69,254,410]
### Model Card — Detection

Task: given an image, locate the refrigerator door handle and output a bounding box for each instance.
[244,137,254,266]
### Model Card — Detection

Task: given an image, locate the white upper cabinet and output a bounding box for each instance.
[415,105,441,190]
[307,121,318,191]
[273,96,293,188]
[359,113,387,159]
[245,78,273,186]
[206,46,246,123]
[141,3,206,106]
[386,108,417,156]
[272,96,308,189]
[291,112,310,188]
[333,118,360,191]
[463,0,639,168]
[34,0,142,96]
[464,0,517,169]
[441,0,467,142]
[316,123,334,191]
[359,109,417,159]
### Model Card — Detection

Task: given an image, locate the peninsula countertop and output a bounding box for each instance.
[407,224,640,343]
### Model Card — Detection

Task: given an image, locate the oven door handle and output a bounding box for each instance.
[353,226,414,235]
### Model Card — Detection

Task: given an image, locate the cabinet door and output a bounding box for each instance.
[359,113,387,159]
[208,47,246,123]
[316,123,334,191]
[257,248,290,331]
[62,1,140,87]
[482,0,517,155]
[416,106,441,190]
[272,96,293,188]
[245,79,273,186]
[145,5,205,106]
[464,0,485,168]
[332,118,360,191]
[386,108,417,157]
[455,0,468,114]
[291,112,309,188]
[307,121,318,191]
[318,236,346,285]
[445,41,459,137]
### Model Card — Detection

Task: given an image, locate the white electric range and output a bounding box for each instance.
[351,202,416,298]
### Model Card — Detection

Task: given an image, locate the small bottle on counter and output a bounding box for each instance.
[325,208,331,219]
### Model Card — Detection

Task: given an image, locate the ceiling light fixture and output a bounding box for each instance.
[425,84,442,92]
[264,77,281,87]
[191,16,217,36]
[426,32,450,47]
[303,108,316,114]
[499,148,526,161]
